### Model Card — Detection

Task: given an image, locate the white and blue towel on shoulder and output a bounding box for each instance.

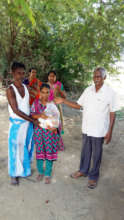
[8,117,34,177]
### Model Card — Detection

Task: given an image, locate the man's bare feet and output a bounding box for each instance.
[36,174,44,181]
[45,177,51,184]
[11,177,19,185]
[16,177,19,185]
[70,171,86,179]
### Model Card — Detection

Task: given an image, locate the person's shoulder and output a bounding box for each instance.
[6,84,15,99]
[104,83,116,94]
[6,84,14,92]
[77,86,91,99]
[83,85,93,94]
[86,84,93,90]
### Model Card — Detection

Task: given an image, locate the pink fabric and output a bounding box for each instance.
[31,99,60,160]
[48,81,62,101]
[48,81,64,151]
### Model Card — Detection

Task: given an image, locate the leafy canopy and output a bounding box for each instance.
[0,0,124,89]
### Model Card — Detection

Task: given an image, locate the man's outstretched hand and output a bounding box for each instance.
[54,97,64,104]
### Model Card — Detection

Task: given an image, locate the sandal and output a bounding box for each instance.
[36,174,44,181]
[88,180,97,189]
[70,171,86,179]
[45,177,51,184]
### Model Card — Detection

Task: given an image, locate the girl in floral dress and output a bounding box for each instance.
[31,83,60,184]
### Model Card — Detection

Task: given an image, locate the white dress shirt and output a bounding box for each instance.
[77,83,119,137]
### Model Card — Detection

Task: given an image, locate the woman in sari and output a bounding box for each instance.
[47,70,66,151]
[23,68,42,105]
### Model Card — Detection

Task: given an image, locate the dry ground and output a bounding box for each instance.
[0,88,124,220]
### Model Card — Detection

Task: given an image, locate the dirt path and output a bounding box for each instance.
[0,89,124,220]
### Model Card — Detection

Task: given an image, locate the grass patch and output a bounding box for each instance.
[116,108,124,120]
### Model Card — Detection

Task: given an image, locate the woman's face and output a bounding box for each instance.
[30,69,37,79]
[48,72,56,84]
[40,87,49,101]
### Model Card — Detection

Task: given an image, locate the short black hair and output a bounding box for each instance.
[11,62,25,72]
[40,83,50,91]
[48,70,56,76]
[29,67,37,73]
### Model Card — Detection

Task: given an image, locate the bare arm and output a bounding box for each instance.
[60,90,66,98]
[59,88,66,99]
[6,86,35,123]
[55,97,81,109]
[104,112,116,144]
[31,113,48,119]
[54,86,66,99]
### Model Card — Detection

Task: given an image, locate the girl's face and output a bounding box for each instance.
[40,87,49,101]
[48,72,56,84]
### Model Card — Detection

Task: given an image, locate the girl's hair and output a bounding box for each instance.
[29,67,37,73]
[48,70,56,76]
[40,83,50,91]
[11,61,25,72]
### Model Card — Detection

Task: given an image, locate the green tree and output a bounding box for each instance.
[0,0,124,89]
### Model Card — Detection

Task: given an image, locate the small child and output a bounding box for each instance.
[31,83,60,184]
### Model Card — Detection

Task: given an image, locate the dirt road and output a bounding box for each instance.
[0,89,124,220]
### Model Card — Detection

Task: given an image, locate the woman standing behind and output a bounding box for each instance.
[47,71,66,151]
[23,68,42,105]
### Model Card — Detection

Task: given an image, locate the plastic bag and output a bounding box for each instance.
[38,102,60,128]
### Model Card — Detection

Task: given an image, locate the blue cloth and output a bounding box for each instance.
[8,117,34,177]
[23,78,29,85]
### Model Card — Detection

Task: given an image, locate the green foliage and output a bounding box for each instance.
[0,0,124,89]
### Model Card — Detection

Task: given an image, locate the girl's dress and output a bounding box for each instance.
[31,99,60,161]
[48,80,65,151]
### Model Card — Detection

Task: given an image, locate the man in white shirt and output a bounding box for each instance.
[55,67,118,189]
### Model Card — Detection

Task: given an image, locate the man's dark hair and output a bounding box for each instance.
[11,62,25,72]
